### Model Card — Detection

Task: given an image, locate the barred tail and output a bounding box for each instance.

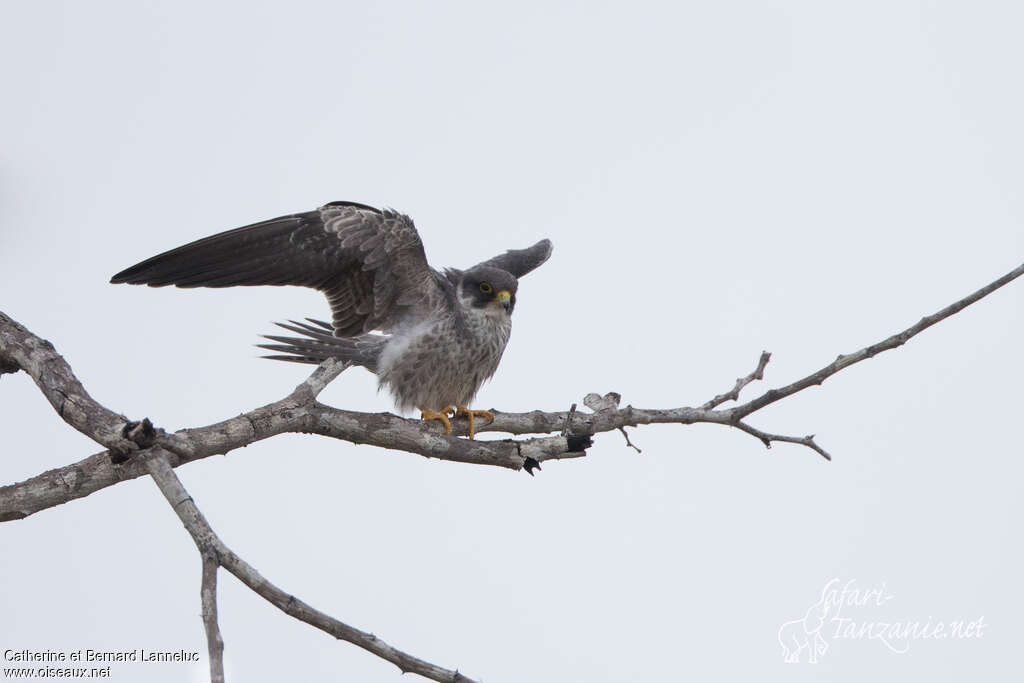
[258,318,385,372]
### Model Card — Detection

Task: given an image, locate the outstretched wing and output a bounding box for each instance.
[472,239,553,278]
[110,201,441,336]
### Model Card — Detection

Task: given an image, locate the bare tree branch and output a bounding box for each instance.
[728,261,1024,419]
[0,313,139,458]
[3,261,1024,522]
[144,451,476,683]
[732,421,831,461]
[618,427,642,454]
[200,554,225,683]
[2,260,1022,682]
[701,351,772,410]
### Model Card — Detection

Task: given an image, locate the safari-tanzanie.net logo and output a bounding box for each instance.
[778,578,986,663]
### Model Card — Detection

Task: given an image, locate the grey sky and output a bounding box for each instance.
[2,1,1022,681]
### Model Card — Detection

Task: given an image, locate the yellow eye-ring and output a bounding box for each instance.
[479,282,493,294]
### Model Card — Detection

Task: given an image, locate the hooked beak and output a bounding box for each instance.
[496,290,512,312]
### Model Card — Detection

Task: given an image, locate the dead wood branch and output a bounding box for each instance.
[2,259,1022,682]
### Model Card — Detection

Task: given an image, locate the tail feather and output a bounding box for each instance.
[303,318,334,331]
[258,320,386,371]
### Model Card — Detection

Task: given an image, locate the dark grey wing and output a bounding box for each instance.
[472,239,553,278]
[110,201,441,336]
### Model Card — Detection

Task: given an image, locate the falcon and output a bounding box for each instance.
[110,201,552,438]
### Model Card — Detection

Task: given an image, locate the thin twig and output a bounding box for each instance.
[732,421,831,461]
[618,427,642,454]
[729,261,1024,420]
[701,351,772,410]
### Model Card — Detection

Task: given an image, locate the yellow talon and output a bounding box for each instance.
[455,406,495,439]
[420,406,455,434]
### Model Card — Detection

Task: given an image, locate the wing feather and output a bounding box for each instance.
[110,202,441,334]
[473,239,553,278]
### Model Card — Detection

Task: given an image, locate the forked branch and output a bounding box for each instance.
[1,259,1022,682]
[145,450,477,683]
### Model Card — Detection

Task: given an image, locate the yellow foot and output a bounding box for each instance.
[455,406,495,439]
[420,406,455,435]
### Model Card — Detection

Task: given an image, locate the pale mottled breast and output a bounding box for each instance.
[377,307,512,413]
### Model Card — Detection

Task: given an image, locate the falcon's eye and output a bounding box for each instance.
[479,282,493,294]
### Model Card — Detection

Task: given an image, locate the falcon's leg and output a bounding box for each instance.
[420,406,455,435]
[454,406,495,439]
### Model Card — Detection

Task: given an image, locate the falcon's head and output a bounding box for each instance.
[460,266,519,314]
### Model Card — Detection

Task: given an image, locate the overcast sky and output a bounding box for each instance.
[2,1,1022,681]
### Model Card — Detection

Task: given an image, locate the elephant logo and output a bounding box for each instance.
[778,585,834,663]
